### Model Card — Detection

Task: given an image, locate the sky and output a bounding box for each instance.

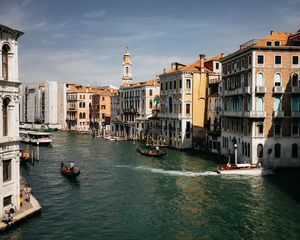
[0,0,300,87]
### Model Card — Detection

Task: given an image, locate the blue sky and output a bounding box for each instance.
[1,0,299,86]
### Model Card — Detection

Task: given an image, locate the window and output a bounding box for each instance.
[2,44,10,80]
[292,143,298,158]
[275,56,281,65]
[248,55,252,66]
[247,121,252,134]
[169,81,172,90]
[256,97,264,111]
[216,62,219,70]
[291,97,299,112]
[292,120,299,136]
[3,98,9,136]
[292,56,299,65]
[160,82,163,91]
[266,41,272,46]
[101,105,106,109]
[257,73,264,86]
[247,72,252,86]
[179,79,182,89]
[292,73,299,86]
[102,97,105,101]
[274,143,281,158]
[247,143,250,157]
[186,79,191,90]
[274,41,280,46]
[173,80,176,89]
[274,73,281,86]
[257,122,263,134]
[169,97,173,113]
[274,121,281,136]
[241,59,245,68]
[257,144,263,158]
[3,160,11,182]
[79,102,82,108]
[149,90,153,96]
[79,113,82,119]
[3,195,12,207]
[186,122,191,132]
[149,99,153,109]
[257,55,264,65]
[274,97,281,111]
[186,103,190,114]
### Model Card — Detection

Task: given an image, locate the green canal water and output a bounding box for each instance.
[1,132,300,240]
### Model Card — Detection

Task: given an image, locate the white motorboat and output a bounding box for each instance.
[217,163,272,175]
[20,131,52,145]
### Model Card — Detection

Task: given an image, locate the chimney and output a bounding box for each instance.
[270,30,274,35]
[199,54,205,72]
[163,68,166,74]
[221,53,225,58]
[171,62,176,70]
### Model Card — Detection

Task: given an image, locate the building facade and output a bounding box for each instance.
[0,24,23,214]
[158,55,220,149]
[221,30,300,167]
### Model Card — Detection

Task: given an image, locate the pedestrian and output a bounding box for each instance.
[25,192,30,202]
[20,194,24,207]
[2,210,13,225]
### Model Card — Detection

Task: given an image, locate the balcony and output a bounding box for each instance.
[66,118,77,122]
[273,86,284,94]
[292,86,300,93]
[273,111,284,118]
[244,111,266,118]
[291,111,300,118]
[255,86,266,94]
[244,86,251,94]
[223,111,243,117]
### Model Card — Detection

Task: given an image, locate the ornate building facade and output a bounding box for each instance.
[0,24,23,214]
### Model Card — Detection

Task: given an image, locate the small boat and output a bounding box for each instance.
[61,162,80,177]
[136,145,167,157]
[20,131,52,146]
[217,163,272,175]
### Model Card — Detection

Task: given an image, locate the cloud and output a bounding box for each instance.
[83,10,106,18]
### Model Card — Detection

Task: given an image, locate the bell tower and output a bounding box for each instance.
[122,47,132,85]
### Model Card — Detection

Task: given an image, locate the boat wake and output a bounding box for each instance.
[114,165,219,177]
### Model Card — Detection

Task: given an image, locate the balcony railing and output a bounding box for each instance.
[223,111,243,117]
[292,86,300,93]
[273,111,284,118]
[255,86,266,94]
[273,86,284,94]
[244,86,251,94]
[244,111,266,118]
[291,111,300,118]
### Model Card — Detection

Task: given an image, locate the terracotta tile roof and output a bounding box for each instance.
[205,54,224,62]
[121,79,159,89]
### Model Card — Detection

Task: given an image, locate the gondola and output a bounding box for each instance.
[61,162,80,177]
[136,145,167,157]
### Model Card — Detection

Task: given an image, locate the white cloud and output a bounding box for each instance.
[83,10,106,18]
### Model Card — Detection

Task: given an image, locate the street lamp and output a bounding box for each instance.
[234,143,237,165]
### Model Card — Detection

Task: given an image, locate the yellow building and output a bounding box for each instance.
[159,54,220,149]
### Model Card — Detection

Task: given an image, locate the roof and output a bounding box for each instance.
[121,79,159,89]
[0,24,24,39]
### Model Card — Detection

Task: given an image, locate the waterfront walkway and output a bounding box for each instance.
[0,178,41,232]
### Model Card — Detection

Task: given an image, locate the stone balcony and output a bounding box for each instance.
[255,86,266,94]
[273,86,285,94]
[273,111,284,118]
[244,111,266,118]
[292,86,300,93]
[244,86,251,94]
[291,111,300,118]
[223,111,243,117]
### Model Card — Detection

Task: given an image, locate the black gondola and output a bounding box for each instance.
[136,145,167,157]
[61,162,80,177]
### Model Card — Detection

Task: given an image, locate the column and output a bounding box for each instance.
[0,51,2,80]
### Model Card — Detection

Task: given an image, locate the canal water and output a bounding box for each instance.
[1,132,300,240]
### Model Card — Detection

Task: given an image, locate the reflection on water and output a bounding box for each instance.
[1,132,300,240]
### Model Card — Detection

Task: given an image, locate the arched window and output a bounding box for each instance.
[274,73,281,86]
[292,143,298,158]
[2,44,10,80]
[3,97,10,136]
[257,144,263,158]
[274,97,281,111]
[149,99,153,109]
[257,121,263,134]
[79,102,82,108]
[256,97,264,111]
[83,113,86,119]
[275,143,281,158]
[169,97,173,113]
[79,112,82,119]
[247,72,252,86]
[292,73,299,87]
[257,73,264,86]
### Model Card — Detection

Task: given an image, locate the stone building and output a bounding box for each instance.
[221,29,300,167]
[0,24,23,214]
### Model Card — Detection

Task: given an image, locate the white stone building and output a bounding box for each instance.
[0,24,23,214]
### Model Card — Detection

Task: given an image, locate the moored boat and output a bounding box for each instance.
[61,162,80,177]
[136,145,167,157]
[20,131,52,145]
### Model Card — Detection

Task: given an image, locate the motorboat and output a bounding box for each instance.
[217,163,272,175]
[20,131,52,145]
